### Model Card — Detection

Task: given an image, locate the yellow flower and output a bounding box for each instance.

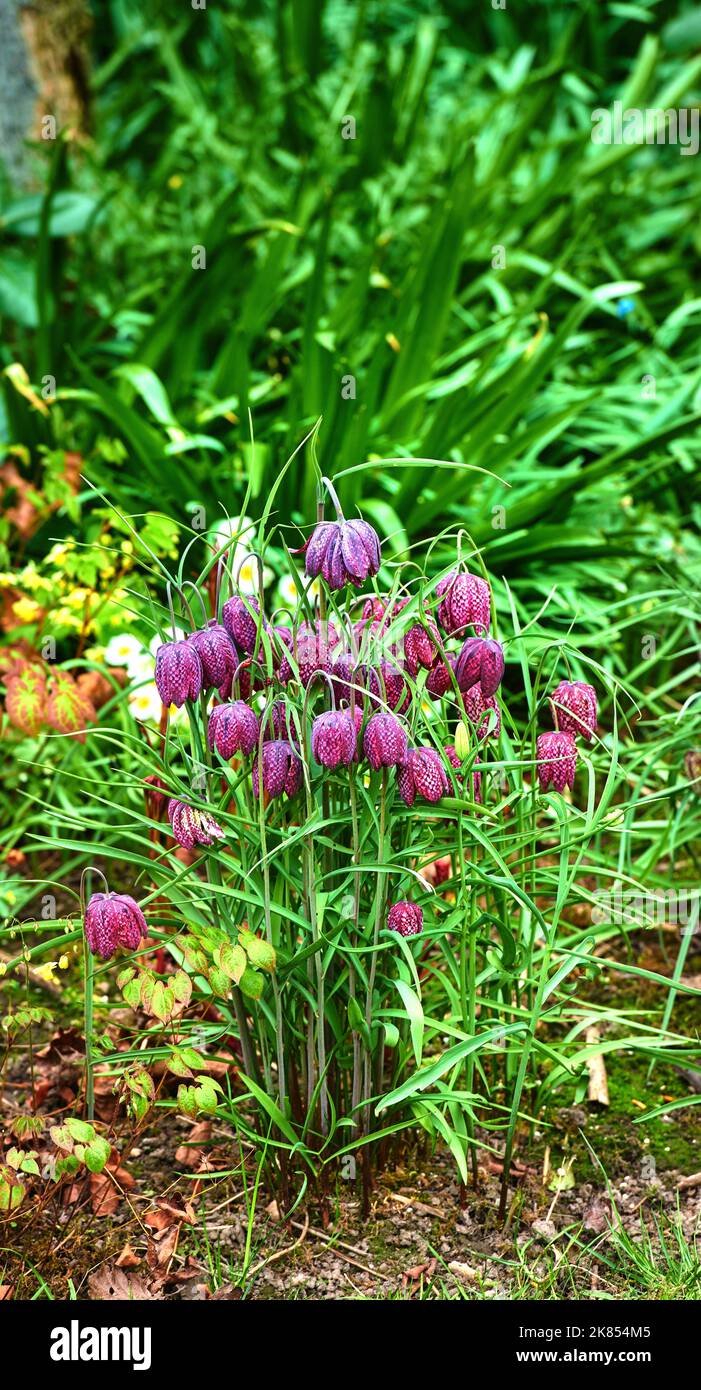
[34,962,57,985]
[168,174,184,189]
[12,597,42,623]
[19,563,52,591]
[66,588,94,610]
[46,542,73,565]
[54,607,84,631]
[58,955,69,970]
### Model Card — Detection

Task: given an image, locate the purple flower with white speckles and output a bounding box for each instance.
[397,747,449,806]
[208,701,260,759]
[167,799,225,849]
[387,901,423,938]
[188,622,237,690]
[455,636,504,698]
[549,680,597,743]
[436,571,491,637]
[154,639,203,707]
[363,712,408,771]
[311,710,357,769]
[84,892,148,961]
[305,518,381,590]
[222,595,267,655]
[536,731,577,793]
[462,684,501,741]
[252,740,302,800]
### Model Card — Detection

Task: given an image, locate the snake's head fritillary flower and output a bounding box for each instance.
[222,595,267,655]
[188,621,238,690]
[277,621,340,688]
[455,636,504,698]
[444,745,482,802]
[403,609,441,676]
[252,740,302,800]
[462,684,501,741]
[167,799,225,848]
[536,731,577,793]
[549,680,597,743]
[311,709,357,770]
[397,746,449,806]
[363,660,410,714]
[331,652,362,707]
[436,571,491,637]
[84,892,148,961]
[208,700,260,759]
[363,711,408,770]
[154,639,203,707]
[387,901,423,937]
[425,655,455,699]
[305,518,381,591]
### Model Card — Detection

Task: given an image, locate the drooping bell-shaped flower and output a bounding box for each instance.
[403,609,441,677]
[84,892,148,961]
[548,680,597,743]
[154,639,203,707]
[188,621,238,690]
[167,798,225,849]
[311,709,357,770]
[444,745,482,803]
[536,731,577,793]
[387,901,423,938]
[455,636,504,698]
[436,571,491,636]
[252,740,302,800]
[305,517,381,591]
[397,746,449,806]
[363,711,408,771]
[462,684,501,741]
[363,660,411,713]
[331,652,362,707]
[277,621,339,688]
[425,656,455,699]
[208,700,260,759]
[222,595,267,655]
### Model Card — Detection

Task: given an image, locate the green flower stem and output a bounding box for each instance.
[363,769,388,1129]
[83,935,95,1123]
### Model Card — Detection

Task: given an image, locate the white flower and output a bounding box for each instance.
[128,682,163,723]
[231,547,273,595]
[208,513,256,551]
[104,633,151,677]
[276,571,319,612]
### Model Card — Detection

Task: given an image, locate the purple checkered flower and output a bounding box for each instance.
[188,622,238,690]
[363,712,408,771]
[549,680,597,743]
[84,892,148,961]
[252,740,302,800]
[167,799,225,849]
[222,595,267,655]
[387,901,423,938]
[462,684,501,741]
[208,701,260,759]
[154,639,203,707]
[397,747,449,806]
[455,636,504,698]
[536,731,577,793]
[305,517,381,591]
[277,621,339,688]
[436,571,491,636]
[311,709,357,769]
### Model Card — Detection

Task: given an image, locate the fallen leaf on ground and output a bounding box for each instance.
[115,1244,142,1269]
[88,1265,160,1301]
